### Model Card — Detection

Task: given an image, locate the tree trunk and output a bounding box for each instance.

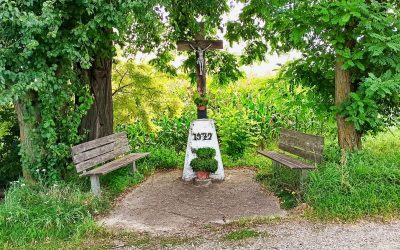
[335,60,362,152]
[14,91,40,184]
[80,56,114,141]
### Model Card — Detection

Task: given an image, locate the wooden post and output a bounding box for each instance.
[90,175,101,196]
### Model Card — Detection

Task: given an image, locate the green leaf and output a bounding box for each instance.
[339,14,351,26]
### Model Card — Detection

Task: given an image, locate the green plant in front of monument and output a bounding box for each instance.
[190,148,218,180]
[193,92,209,109]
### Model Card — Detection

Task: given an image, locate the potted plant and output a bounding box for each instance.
[190,148,218,180]
[193,92,209,110]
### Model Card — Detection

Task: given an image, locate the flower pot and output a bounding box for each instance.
[196,171,210,180]
[197,105,206,110]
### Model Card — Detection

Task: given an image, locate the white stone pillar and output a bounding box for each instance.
[182,119,224,181]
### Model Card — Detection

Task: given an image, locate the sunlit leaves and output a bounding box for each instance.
[227,0,400,134]
[112,61,184,130]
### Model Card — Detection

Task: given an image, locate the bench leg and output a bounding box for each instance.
[130,161,137,174]
[299,169,308,195]
[90,175,101,196]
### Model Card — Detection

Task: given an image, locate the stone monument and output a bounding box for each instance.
[177,23,224,181]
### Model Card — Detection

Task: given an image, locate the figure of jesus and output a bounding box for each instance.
[190,44,212,76]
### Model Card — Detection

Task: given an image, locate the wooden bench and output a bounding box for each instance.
[71,132,149,196]
[257,129,324,190]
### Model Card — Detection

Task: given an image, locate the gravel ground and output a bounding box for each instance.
[169,220,400,250]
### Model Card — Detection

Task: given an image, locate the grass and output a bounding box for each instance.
[256,129,400,220]
[256,165,300,209]
[224,216,284,229]
[305,129,400,220]
[0,182,109,248]
[1,128,399,248]
[223,229,264,241]
[223,150,271,169]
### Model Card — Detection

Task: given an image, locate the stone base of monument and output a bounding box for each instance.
[182,119,224,182]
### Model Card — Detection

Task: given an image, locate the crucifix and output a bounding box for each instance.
[177,24,223,119]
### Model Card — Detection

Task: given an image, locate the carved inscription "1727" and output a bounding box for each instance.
[192,132,212,141]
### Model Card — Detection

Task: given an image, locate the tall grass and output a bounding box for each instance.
[305,129,400,220]
[0,182,108,247]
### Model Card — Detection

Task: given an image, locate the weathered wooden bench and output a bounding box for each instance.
[257,129,324,190]
[71,132,149,196]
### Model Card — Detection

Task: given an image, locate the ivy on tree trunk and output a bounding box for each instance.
[14,91,41,183]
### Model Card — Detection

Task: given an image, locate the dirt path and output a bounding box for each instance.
[100,169,400,249]
[100,169,286,234]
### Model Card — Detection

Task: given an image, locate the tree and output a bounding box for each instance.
[0,0,157,181]
[0,0,240,181]
[227,0,400,152]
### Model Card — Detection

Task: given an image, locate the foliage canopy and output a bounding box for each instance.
[227,0,400,133]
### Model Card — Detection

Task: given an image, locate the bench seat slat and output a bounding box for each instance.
[71,132,127,155]
[281,129,324,147]
[257,150,315,170]
[73,137,129,164]
[75,145,130,172]
[279,143,323,164]
[81,153,150,176]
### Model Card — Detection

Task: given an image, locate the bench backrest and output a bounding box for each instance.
[278,129,324,164]
[71,132,130,173]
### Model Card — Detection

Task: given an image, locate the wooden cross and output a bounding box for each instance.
[177,25,223,118]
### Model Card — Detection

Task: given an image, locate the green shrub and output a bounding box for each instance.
[213,107,258,158]
[190,158,218,173]
[143,146,184,169]
[196,147,216,159]
[122,111,194,152]
[0,182,108,247]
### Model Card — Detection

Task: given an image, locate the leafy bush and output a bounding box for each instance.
[190,158,218,173]
[338,72,400,133]
[142,146,184,170]
[0,182,108,247]
[190,148,218,173]
[223,151,270,169]
[214,107,258,158]
[122,111,194,152]
[195,147,216,158]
